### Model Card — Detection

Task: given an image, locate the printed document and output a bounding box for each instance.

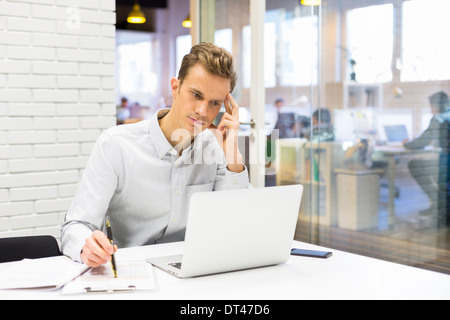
[0,256,89,290]
[62,261,157,294]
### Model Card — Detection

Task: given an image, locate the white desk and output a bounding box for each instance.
[0,241,449,300]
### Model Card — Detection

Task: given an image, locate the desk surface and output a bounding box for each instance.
[375,145,440,155]
[0,241,449,300]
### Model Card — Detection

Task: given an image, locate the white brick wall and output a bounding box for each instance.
[0,0,116,240]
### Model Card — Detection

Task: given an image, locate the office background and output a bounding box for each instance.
[1,0,449,276]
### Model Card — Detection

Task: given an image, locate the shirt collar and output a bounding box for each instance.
[149,109,209,160]
[149,109,175,159]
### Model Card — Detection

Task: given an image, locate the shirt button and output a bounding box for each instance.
[233,179,238,184]
[175,189,179,195]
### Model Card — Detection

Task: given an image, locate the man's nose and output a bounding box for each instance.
[195,101,209,117]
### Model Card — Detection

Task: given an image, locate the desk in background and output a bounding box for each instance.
[276,139,346,227]
[0,240,449,300]
[374,146,440,224]
[276,139,442,228]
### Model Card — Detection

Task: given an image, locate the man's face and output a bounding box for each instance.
[170,63,231,137]
[430,104,439,116]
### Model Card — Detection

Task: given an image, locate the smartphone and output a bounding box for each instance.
[291,248,332,259]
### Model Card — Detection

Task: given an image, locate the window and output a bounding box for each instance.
[279,14,318,87]
[346,4,393,83]
[214,28,233,54]
[176,34,192,77]
[402,0,450,82]
[116,31,158,106]
[243,9,318,88]
[176,29,234,78]
[242,23,277,88]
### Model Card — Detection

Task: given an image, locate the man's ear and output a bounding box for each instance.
[171,78,180,99]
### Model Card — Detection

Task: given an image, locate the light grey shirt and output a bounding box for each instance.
[61,109,250,262]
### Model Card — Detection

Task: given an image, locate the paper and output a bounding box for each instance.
[0,256,89,290]
[62,261,157,295]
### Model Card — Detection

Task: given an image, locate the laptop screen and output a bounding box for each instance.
[384,125,409,142]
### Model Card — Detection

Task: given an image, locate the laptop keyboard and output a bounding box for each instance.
[169,262,182,269]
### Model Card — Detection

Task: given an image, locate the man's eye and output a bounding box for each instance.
[192,92,201,99]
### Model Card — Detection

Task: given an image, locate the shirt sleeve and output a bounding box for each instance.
[61,132,119,262]
[212,144,252,191]
[404,118,437,150]
[217,165,252,191]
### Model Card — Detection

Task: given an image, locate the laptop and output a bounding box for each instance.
[384,125,409,146]
[146,185,303,278]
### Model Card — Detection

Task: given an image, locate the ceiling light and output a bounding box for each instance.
[301,0,321,6]
[182,15,192,28]
[127,2,146,24]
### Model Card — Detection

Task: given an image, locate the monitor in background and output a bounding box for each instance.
[375,109,414,143]
[384,125,409,143]
[334,109,375,141]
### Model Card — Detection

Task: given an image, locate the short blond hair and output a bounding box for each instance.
[178,42,237,92]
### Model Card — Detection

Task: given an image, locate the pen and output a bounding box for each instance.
[106,219,118,278]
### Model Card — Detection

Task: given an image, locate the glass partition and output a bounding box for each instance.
[317,0,449,275]
[208,0,450,274]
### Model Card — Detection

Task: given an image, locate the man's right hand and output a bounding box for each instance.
[81,230,117,268]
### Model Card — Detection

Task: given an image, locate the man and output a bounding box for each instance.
[273,98,295,139]
[116,97,130,125]
[309,108,335,142]
[61,43,250,267]
[404,91,450,225]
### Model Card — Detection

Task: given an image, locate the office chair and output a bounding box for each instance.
[0,235,62,263]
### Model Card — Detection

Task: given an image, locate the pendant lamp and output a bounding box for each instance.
[127,1,146,24]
